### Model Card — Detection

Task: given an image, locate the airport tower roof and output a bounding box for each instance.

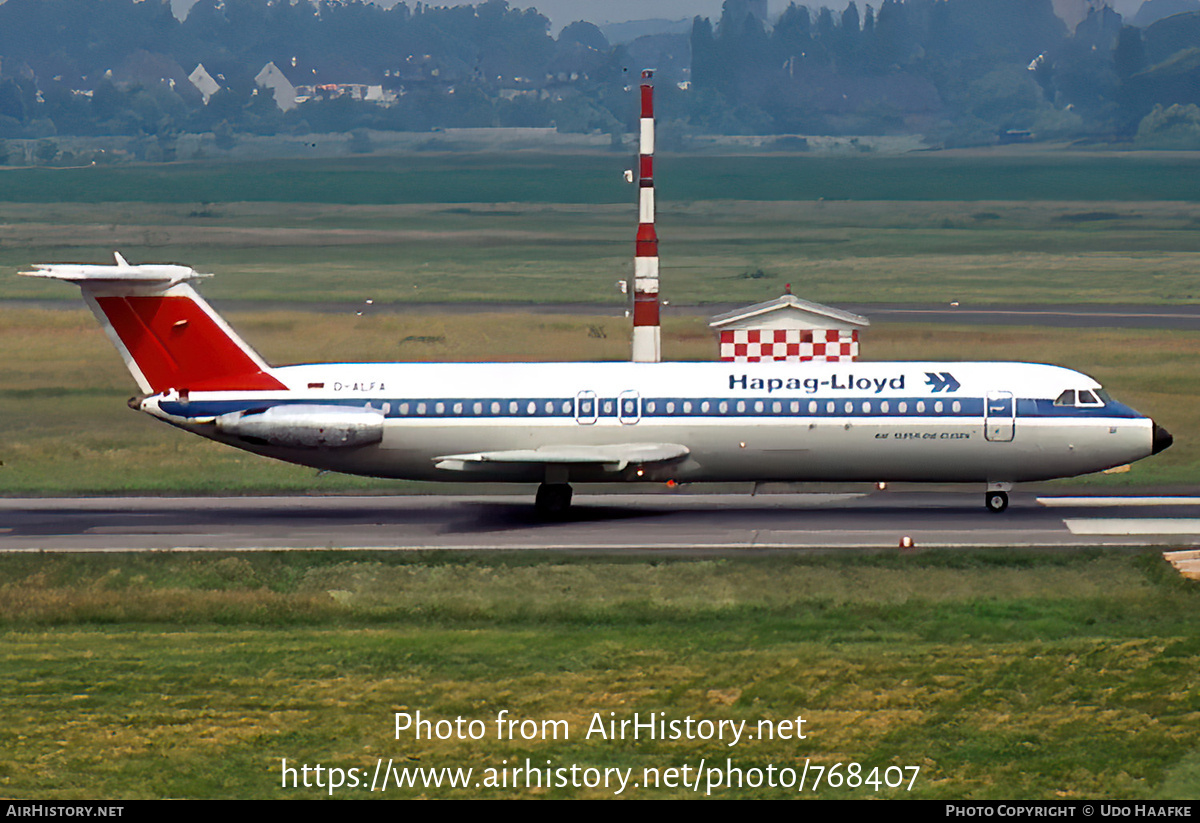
[708,289,870,331]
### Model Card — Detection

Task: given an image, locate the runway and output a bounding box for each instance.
[11,300,1200,330]
[3,491,1200,552]
[226,301,1200,332]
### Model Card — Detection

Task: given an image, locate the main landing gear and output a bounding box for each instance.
[985,490,1009,513]
[536,482,573,516]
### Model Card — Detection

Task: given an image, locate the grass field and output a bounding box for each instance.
[0,308,1195,493]
[6,151,1200,204]
[5,149,1200,307]
[4,199,1200,306]
[3,152,1200,801]
[6,150,1193,489]
[2,549,1198,799]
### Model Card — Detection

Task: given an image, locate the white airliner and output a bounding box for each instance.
[24,254,1172,514]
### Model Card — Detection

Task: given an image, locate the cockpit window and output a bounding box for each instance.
[1054,389,1105,407]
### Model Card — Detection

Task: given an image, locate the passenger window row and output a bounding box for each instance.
[370,397,979,418]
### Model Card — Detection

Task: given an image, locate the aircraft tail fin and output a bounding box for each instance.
[22,253,286,395]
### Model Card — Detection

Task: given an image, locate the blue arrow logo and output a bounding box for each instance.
[924,372,961,393]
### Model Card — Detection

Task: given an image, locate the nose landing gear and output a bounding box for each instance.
[985,482,1012,513]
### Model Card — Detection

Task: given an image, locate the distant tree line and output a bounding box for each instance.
[2,0,1200,156]
[687,0,1200,146]
[0,0,631,148]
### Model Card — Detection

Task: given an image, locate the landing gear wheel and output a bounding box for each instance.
[986,490,1009,513]
[535,483,573,516]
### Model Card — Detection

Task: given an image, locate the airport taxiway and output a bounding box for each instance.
[3,491,1199,552]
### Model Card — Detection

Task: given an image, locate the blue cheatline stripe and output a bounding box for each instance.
[158,395,1147,422]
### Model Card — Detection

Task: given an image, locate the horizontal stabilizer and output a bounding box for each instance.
[434,443,689,472]
[21,252,209,287]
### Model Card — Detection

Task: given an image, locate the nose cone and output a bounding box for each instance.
[1153,421,1174,455]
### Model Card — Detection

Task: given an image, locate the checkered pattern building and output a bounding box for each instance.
[719,329,859,362]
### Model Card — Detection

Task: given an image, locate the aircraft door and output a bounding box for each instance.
[574,390,597,425]
[984,391,1015,442]
[618,390,641,425]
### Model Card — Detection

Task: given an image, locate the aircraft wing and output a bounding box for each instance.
[433,443,689,472]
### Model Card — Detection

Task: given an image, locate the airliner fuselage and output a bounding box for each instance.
[141,359,1165,487]
[23,263,1172,515]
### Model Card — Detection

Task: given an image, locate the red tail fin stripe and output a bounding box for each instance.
[95,295,285,392]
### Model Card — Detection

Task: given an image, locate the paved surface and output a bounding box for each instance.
[3,492,1200,552]
[10,300,1200,330]
[204,301,1200,331]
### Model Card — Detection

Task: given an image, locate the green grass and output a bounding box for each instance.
[7,152,1200,204]
[6,152,1200,803]
[5,198,1200,306]
[2,550,1199,798]
[2,154,1197,490]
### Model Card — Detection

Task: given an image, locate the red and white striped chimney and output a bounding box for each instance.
[631,69,661,363]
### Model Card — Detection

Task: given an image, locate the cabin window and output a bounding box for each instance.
[683,401,692,413]
[562,401,572,414]
[736,401,746,413]
[826,401,835,414]
[844,401,853,414]
[934,401,943,414]
[880,401,890,413]
[646,401,657,413]
[809,401,818,414]
[754,401,764,413]
[1054,390,1076,407]
[898,401,907,413]
[790,401,799,414]
[416,402,426,415]
[399,403,409,415]
[862,401,871,414]
[435,402,445,415]
[701,401,711,413]
[773,401,782,414]
[952,401,961,413]
[453,402,463,415]
[719,401,728,414]
[472,402,482,415]
[916,401,926,414]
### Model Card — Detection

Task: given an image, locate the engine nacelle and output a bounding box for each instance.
[215,404,384,448]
